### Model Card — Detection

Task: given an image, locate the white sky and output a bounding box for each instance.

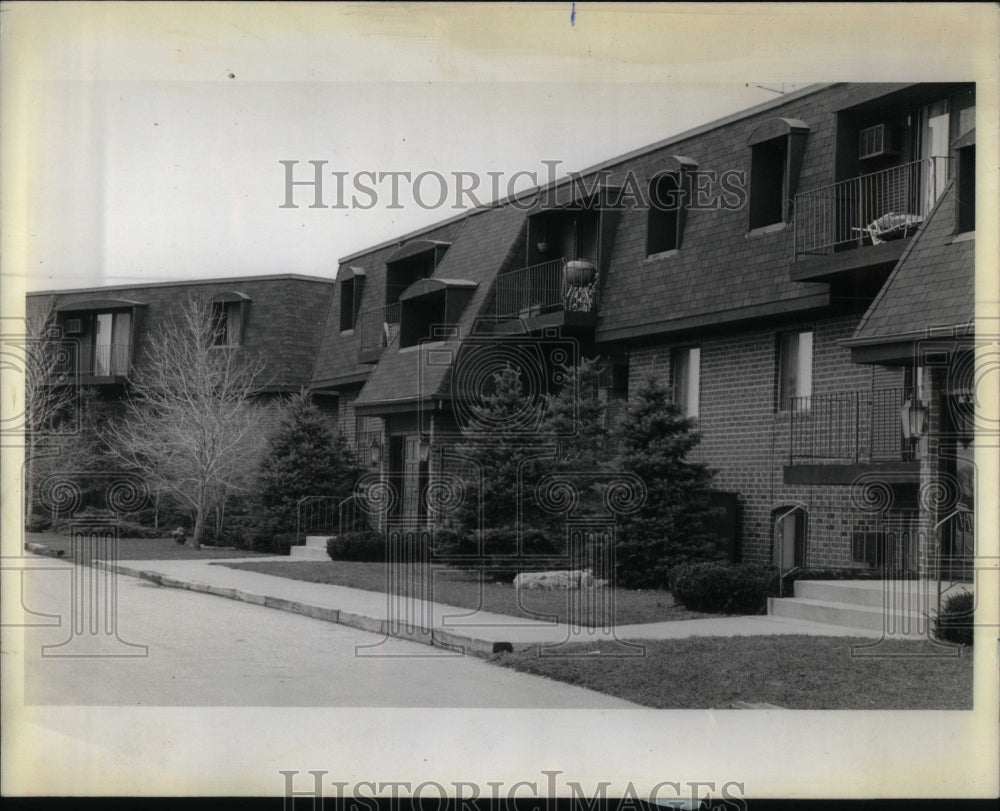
[6,2,994,293]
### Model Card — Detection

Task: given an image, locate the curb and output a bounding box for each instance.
[98,561,516,658]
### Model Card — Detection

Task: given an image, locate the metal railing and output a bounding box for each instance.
[358,302,401,352]
[934,506,974,585]
[493,258,599,319]
[295,493,373,541]
[787,388,908,464]
[58,342,131,377]
[794,159,933,256]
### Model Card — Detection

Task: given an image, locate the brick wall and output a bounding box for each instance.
[627,311,885,567]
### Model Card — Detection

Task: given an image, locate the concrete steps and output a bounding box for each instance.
[767,579,956,634]
[288,535,332,561]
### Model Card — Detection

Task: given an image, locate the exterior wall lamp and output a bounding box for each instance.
[369,435,383,467]
[418,437,431,463]
[900,398,929,442]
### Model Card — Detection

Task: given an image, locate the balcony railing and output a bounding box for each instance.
[57,342,131,377]
[787,388,910,464]
[358,302,402,352]
[494,258,599,319]
[794,159,937,257]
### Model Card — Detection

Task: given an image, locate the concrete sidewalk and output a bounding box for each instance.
[83,554,885,655]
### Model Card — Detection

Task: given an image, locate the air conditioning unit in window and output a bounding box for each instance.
[859,123,898,160]
[64,318,82,335]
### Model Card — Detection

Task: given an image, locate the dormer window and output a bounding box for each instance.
[385,240,450,306]
[746,118,809,231]
[54,297,145,379]
[955,133,975,234]
[339,266,366,332]
[647,156,698,256]
[210,292,250,347]
[398,278,476,348]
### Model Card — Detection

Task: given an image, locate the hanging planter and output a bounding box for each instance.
[564,259,596,287]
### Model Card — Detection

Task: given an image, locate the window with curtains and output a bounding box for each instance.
[778,330,812,412]
[672,346,701,418]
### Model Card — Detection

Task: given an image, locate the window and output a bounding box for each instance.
[672,346,700,418]
[746,117,809,231]
[338,266,365,332]
[211,301,244,347]
[778,331,812,412]
[748,138,788,229]
[647,173,681,254]
[646,157,697,256]
[92,311,132,375]
[340,278,356,331]
[956,144,975,234]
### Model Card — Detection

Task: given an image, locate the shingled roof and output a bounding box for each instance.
[352,203,527,411]
[848,179,974,347]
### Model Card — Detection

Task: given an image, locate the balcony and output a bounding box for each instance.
[57,342,131,381]
[492,258,599,334]
[782,388,919,485]
[357,302,401,363]
[791,159,936,281]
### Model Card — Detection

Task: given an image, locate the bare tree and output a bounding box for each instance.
[103,296,268,548]
[23,306,79,521]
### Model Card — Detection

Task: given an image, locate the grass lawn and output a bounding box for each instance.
[492,636,973,710]
[220,559,713,627]
[24,532,268,561]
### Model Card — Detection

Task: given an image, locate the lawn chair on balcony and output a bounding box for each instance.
[853,212,923,245]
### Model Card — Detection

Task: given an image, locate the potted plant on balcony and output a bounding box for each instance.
[564,259,596,287]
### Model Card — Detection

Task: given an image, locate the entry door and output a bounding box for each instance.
[773,508,805,569]
[401,435,422,522]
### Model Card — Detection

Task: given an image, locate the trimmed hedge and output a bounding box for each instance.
[432,525,563,582]
[670,562,773,615]
[933,590,974,646]
[327,530,387,562]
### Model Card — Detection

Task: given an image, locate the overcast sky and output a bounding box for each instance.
[5,3,995,293]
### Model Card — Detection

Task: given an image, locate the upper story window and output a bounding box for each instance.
[955,138,975,234]
[210,293,250,347]
[672,346,700,418]
[56,297,144,378]
[397,278,476,348]
[385,240,450,306]
[746,118,810,231]
[338,266,365,332]
[778,330,813,412]
[646,156,698,256]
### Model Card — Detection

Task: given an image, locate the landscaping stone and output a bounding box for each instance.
[513,569,606,590]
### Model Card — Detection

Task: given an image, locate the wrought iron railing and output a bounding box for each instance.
[787,388,909,464]
[358,302,402,352]
[493,258,599,319]
[58,342,131,377]
[794,159,936,256]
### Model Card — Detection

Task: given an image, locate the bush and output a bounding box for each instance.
[671,562,773,615]
[116,521,166,539]
[432,525,562,581]
[25,514,51,533]
[327,530,387,562]
[933,590,974,646]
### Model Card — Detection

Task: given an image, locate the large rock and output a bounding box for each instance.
[513,568,607,590]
